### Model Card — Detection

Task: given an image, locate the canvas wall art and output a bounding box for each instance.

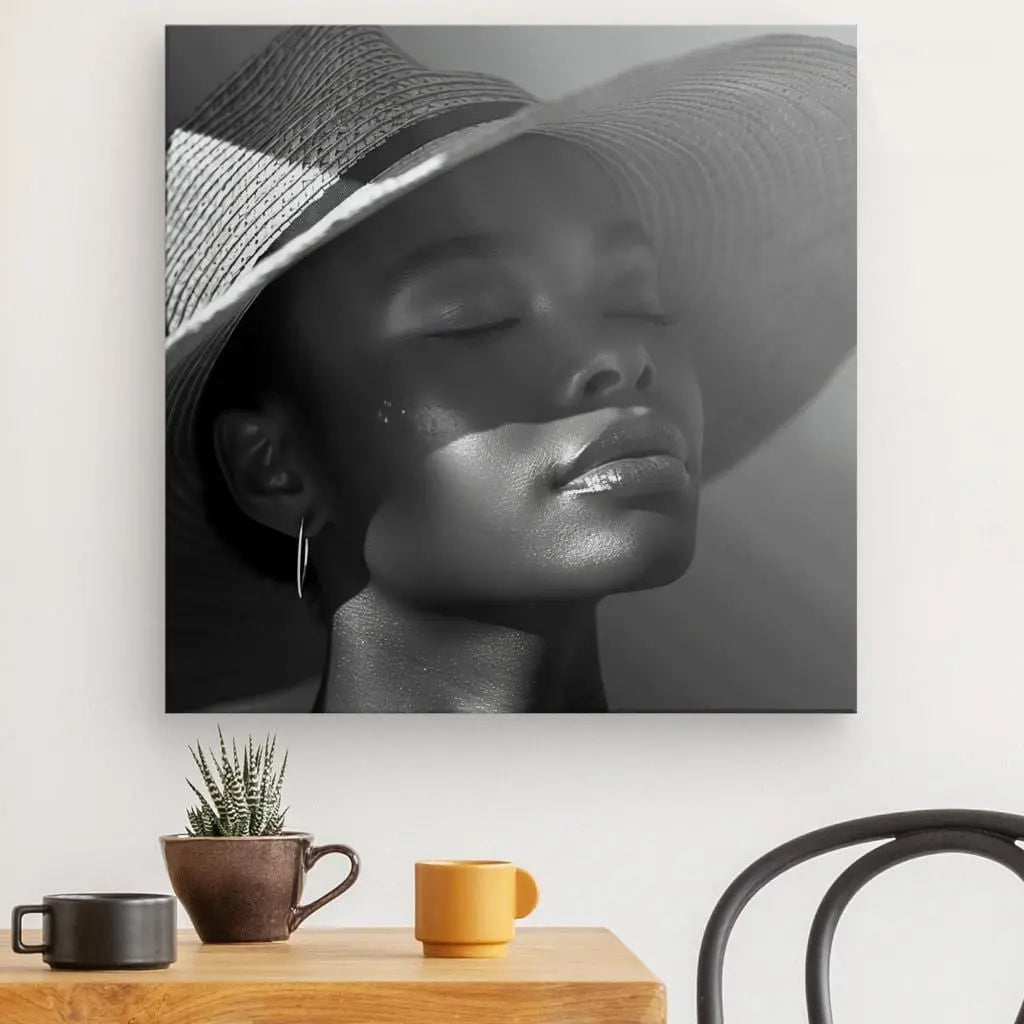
[165,25,856,713]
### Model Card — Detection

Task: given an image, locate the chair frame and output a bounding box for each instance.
[696,809,1024,1023]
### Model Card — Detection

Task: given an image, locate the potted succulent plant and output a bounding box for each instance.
[161,728,359,943]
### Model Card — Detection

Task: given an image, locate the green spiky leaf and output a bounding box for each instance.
[183,728,290,837]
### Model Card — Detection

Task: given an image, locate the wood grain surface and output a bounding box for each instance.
[0,926,666,1023]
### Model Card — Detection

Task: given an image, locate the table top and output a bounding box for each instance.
[0,927,666,1023]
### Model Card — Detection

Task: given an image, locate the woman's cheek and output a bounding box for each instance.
[385,426,540,525]
[360,427,546,598]
[366,383,475,463]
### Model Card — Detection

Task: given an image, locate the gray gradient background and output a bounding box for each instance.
[166,26,856,712]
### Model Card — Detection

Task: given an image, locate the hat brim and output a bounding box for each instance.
[166,31,855,710]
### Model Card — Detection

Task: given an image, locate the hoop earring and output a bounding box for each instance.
[296,517,309,600]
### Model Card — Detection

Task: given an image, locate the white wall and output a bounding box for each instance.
[2,3,1023,1023]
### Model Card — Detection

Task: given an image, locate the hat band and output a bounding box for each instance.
[263,99,527,259]
[347,99,528,182]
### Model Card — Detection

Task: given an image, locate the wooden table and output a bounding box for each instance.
[0,927,666,1023]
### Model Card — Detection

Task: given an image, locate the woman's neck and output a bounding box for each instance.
[317,584,606,712]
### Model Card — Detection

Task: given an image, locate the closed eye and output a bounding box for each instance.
[428,318,522,340]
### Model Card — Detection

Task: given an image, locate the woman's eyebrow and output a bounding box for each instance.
[384,233,513,281]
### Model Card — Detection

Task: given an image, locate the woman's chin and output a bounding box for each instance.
[598,535,697,595]
[516,524,698,600]
[582,503,699,591]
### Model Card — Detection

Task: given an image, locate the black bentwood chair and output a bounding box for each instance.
[696,809,1024,1023]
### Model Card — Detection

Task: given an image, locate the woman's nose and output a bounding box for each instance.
[553,331,656,409]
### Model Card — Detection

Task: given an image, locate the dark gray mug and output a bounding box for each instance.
[11,893,176,970]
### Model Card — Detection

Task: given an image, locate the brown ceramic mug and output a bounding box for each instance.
[161,832,359,943]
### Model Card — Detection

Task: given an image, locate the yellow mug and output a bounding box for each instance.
[415,860,540,958]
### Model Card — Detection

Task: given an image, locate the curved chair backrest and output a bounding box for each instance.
[696,809,1024,1024]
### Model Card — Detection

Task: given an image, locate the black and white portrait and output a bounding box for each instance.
[165,26,856,713]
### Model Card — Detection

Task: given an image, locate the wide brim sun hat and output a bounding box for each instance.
[166,26,856,711]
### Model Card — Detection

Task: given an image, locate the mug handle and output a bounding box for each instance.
[288,844,360,933]
[11,905,49,954]
[515,868,540,919]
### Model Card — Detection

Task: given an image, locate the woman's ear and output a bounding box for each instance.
[212,409,317,537]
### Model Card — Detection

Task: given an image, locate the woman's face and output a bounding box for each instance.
[249,134,703,607]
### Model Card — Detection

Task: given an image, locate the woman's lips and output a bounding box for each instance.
[554,412,693,497]
[560,453,691,497]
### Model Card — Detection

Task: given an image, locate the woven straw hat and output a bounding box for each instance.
[166,26,856,710]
